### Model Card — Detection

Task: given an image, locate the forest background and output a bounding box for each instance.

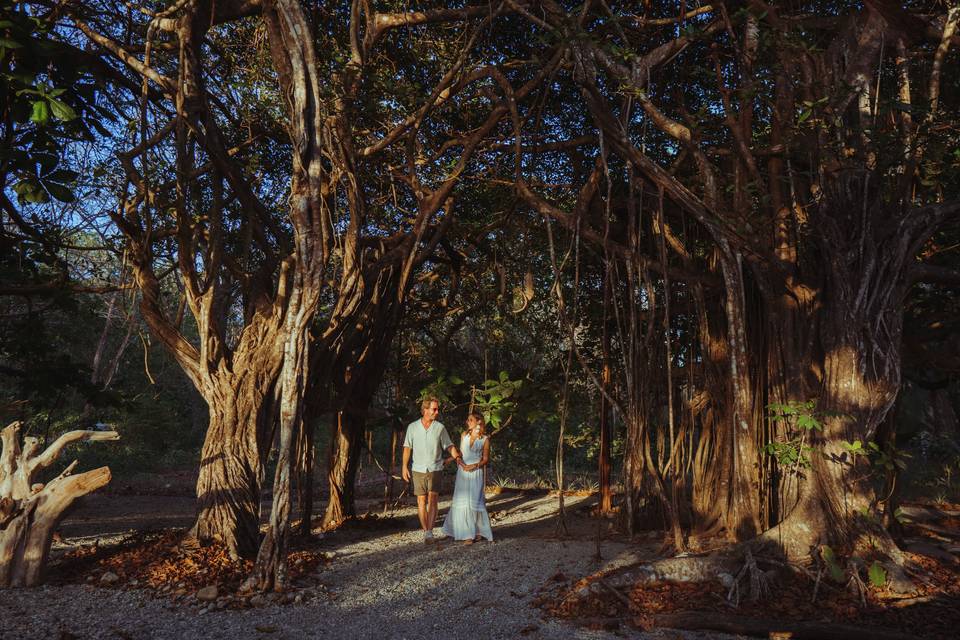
[2,0,960,597]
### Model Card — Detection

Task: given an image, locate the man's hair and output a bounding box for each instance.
[420,396,440,413]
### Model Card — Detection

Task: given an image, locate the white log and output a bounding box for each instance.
[0,421,118,587]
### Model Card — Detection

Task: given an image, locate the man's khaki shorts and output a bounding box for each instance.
[412,470,443,496]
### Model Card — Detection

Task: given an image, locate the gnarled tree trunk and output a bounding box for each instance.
[1,421,119,587]
[192,375,277,559]
[758,176,951,591]
[322,410,364,528]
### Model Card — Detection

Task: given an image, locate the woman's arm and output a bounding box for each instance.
[479,438,490,467]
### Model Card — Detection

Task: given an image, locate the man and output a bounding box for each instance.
[401,396,464,543]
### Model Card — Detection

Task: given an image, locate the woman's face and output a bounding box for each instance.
[468,416,481,433]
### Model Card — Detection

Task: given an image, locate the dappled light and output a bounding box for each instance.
[2,1,960,638]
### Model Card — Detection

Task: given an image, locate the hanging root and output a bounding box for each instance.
[845,558,869,607]
[726,547,773,606]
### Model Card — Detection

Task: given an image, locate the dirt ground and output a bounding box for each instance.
[12,471,954,640]
[4,475,728,640]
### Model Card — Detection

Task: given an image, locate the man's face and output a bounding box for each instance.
[423,401,439,421]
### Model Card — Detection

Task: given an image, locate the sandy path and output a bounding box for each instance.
[0,491,731,640]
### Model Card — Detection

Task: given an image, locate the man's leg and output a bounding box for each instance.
[417,494,430,531]
[426,491,439,531]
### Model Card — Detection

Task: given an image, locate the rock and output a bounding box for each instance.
[196,586,218,602]
[294,594,304,604]
[100,572,120,585]
[249,594,269,608]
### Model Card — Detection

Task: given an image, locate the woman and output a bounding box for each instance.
[441,411,493,543]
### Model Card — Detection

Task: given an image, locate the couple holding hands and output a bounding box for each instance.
[401,397,493,544]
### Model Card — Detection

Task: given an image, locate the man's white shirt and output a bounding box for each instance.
[403,419,454,472]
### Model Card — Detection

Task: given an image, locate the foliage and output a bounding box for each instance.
[839,439,911,473]
[763,401,824,471]
[1,2,113,206]
[470,371,523,430]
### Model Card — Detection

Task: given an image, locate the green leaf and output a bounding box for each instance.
[0,37,22,49]
[13,179,49,203]
[821,545,836,563]
[868,562,887,588]
[841,440,864,454]
[821,545,845,582]
[44,181,76,203]
[448,375,464,385]
[47,169,79,182]
[30,100,49,125]
[48,98,77,121]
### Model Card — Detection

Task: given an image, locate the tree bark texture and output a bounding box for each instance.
[192,373,278,560]
[322,410,364,528]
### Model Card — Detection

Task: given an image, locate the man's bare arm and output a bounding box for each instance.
[402,446,412,481]
[447,445,465,467]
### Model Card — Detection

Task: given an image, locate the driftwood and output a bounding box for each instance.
[0,421,118,587]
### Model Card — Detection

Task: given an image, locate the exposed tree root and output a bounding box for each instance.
[653,612,922,640]
[601,553,738,591]
[602,515,919,603]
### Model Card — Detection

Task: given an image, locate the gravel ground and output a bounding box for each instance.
[0,492,734,640]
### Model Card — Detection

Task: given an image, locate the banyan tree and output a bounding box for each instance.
[73,0,559,588]
[37,0,956,595]
[509,0,960,585]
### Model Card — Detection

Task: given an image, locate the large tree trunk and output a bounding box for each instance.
[757,175,924,590]
[192,376,276,559]
[1,422,118,587]
[322,410,364,528]
[717,248,763,540]
[690,283,735,539]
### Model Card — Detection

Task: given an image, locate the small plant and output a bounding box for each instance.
[819,545,888,598]
[820,545,845,583]
[568,473,599,492]
[839,439,912,476]
[472,371,523,430]
[868,561,887,588]
[764,400,824,474]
